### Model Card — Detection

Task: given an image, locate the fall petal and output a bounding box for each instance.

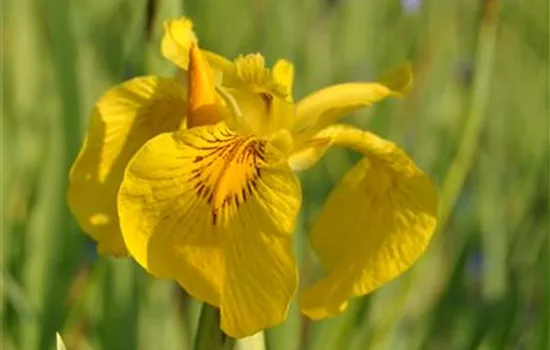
[299,125,438,319]
[117,123,301,332]
[67,76,186,255]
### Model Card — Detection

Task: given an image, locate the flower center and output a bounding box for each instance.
[190,128,267,224]
[232,54,288,99]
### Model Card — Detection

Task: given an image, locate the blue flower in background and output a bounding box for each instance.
[401,0,422,14]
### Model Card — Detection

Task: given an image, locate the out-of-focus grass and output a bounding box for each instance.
[1,0,548,349]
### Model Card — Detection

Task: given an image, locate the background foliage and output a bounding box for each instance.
[2,0,548,349]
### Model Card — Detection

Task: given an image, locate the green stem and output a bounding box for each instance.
[194,303,235,350]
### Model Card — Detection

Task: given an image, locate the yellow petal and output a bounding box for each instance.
[225,54,290,100]
[67,76,187,256]
[187,44,221,128]
[288,137,331,171]
[220,87,294,137]
[161,18,233,73]
[221,199,298,338]
[202,50,235,73]
[293,63,412,139]
[272,59,294,100]
[117,123,301,337]
[161,18,197,70]
[299,125,438,319]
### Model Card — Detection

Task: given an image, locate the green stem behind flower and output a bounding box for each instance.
[194,303,235,350]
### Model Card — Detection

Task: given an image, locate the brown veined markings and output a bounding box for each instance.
[190,133,267,225]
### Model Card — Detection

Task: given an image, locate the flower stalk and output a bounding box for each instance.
[194,304,235,350]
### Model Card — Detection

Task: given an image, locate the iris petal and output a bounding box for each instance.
[117,122,301,337]
[161,17,232,73]
[272,59,295,100]
[299,125,438,319]
[221,87,294,137]
[293,64,412,140]
[67,76,187,256]
[161,18,197,70]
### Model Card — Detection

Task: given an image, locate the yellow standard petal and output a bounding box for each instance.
[299,125,438,319]
[293,63,412,140]
[117,122,301,338]
[161,17,233,73]
[67,76,187,256]
[161,18,197,70]
[272,59,295,100]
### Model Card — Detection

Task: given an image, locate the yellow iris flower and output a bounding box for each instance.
[68,18,438,338]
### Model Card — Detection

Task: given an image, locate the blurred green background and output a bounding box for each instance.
[2,0,548,349]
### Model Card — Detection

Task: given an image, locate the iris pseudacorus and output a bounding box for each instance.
[68,18,438,338]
